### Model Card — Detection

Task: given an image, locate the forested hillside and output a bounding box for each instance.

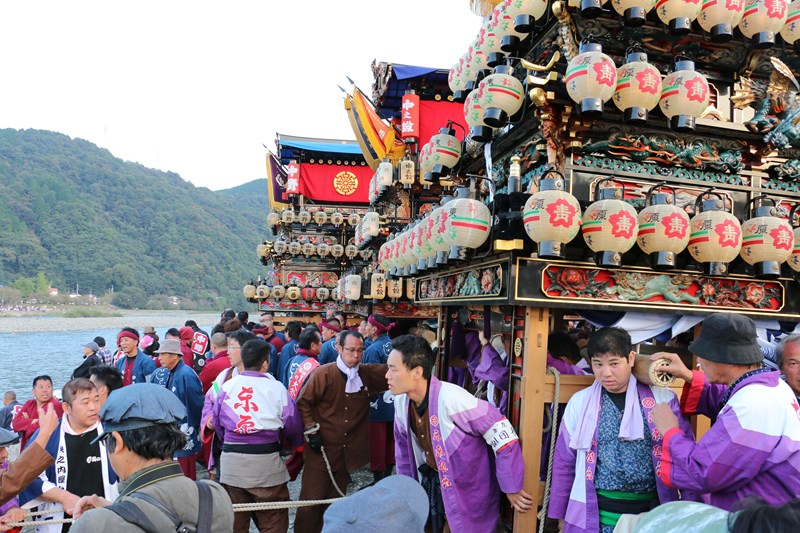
[0,129,270,309]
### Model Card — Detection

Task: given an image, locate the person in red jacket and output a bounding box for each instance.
[178,326,196,368]
[11,375,63,449]
[199,333,231,395]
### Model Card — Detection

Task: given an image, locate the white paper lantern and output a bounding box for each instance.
[480,64,525,128]
[780,0,800,50]
[739,0,788,48]
[637,185,691,270]
[657,0,703,34]
[523,170,582,259]
[699,0,746,41]
[688,193,742,276]
[740,197,793,278]
[345,274,362,301]
[612,0,657,25]
[659,57,709,132]
[582,180,638,267]
[613,49,662,124]
[243,283,257,299]
[565,40,617,118]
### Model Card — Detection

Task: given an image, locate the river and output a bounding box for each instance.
[0,311,219,400]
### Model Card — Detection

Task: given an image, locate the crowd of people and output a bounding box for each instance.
[0,308,798,532]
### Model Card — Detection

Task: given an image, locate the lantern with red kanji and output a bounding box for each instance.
[492,1,528,52]
[740,196,793,279]
[659,56,709,132]
[582,178,639,267]
[465,85,493,143]
[699,0,746,41]
[480,64,525,128]
[449,56,469,103]
[739,0,789,48]
[478,14,505,67]
[788,205,800,277]
[430,125,462,180]
[780,0,800,52]
[612,0,657,26]
[688,191,742,276]
[657,0,704,34]
[504,0,549,32]
[301,287,316,301]
[523,169,582,259]
[637,182,691,270]
[441,187,492,260]
[565,39,618,118]
[613,47,662,124]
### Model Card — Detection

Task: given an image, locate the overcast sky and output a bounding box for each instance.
[0,1,481,191]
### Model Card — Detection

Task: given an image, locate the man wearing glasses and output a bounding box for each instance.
[294,331,389,533]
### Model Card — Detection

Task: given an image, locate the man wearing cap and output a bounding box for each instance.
[150,339,203,480]
[71,341,102,379]
[294,331,390,533]
[114,327,156,386]
[19,379,119,533]
[12,376,63,450]
[317,319,342,365]
[69,383,234,532]
[363,314,396,483]
[651,312,800,509]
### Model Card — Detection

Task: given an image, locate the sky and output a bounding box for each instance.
[0,1,482,191]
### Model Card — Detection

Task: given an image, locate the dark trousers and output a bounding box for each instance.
[177,455,196,480]
[369,421,395,473]
[223,482,290,533]
[294,450,350,533]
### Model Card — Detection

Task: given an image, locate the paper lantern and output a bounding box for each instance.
[317,243,330,257]
[359,249,372,260]
[504,0,549,33]
[421,209,441,268]
[345,244,359,259]
[582,178,639,267]
[430,125,463,180]
[376,158,394,193]
[371,272,386,300]
[449,56,468,102]
[313,209,328,226]
[256,242,270,258]
[331,287,339,302]
[363,211,381,238]
[477,16,505,67]
[523,169,582,259]
[288,242,301,256]
[298,209,311,225]
[331,244,344,258]
[688,191,742,276]
[565,39,617,118]
[659,57,709,132]
[330,212,344,226]
[637,183,691,269]
[345,274,362,301]
[286,286,301,301]
[740,196,793,278]
[612,0,657,25]
[780,0,800,52]
[411,219,429,271]
[399,152,416,188]
[301,287,316,301]
[348,213,361,227]
[418,142,434,187]
[465,85,493,143]
[442,188,492,259]
[581,0,608,17]
[387,278,403,300]
[317,287,330,301]
[301,242,315,257]
[267,211,280,227]
[430,198,455,265]
[273,241,287,256]
[243,283,257,299]
[739,0,788,48]
[699,0,746,41]
[613,48,662,124]
[406,277,417,300]
[281,209,296,225]
[480,64,525,128]
[657,0,703,34]
[493,1,528,52]
[270,284,286,300]
[461,44,485,96]
[256,283,270,299]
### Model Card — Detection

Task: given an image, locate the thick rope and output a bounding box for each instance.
[304,423,346,498]
[538,367,560,533]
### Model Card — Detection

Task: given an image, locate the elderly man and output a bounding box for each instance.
[294,331,389,533]
[151,339,203,480]
[114,327,156,386]
[776,334,800,399]
[652,313,800,510]
[12,376,64,450]
[69,384,234,531]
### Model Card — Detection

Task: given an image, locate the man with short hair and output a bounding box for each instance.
[185,320,211,373]
[390,334,532,532]
[199,332,231,394]
[652,313,800,510]
[260,312,286,347]
[151,339,203,480]
[294,331,389,533]
[284,328,323,396]
[317,319,341,365]
[19,379,119,532]
[363,314,396,483]
[276,321,303,382]
[69,383,234,531]
[212,339,303,532]
[94,337,114,366]
[88,366,124,409]
[0,392,20,432]
[358,319,372,348]
[776,333,800,399]
[114,328,156,386]
[12,376,64,449]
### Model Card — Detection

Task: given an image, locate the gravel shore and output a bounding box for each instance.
[0,310,221,333]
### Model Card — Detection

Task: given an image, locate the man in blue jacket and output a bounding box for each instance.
[114,327,156,386]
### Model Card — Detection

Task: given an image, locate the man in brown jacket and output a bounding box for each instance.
[294,330,389,533]
[0,404,57,505]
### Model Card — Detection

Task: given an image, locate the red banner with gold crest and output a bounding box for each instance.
[298,162,371,203]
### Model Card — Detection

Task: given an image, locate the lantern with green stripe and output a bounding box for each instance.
[566,38,617,118]
[480,64,525,128]
[612,0,657,26]
[740,196,793,279]
[582,177,638,267]
[656,0,703,34]
[613,47,662,124]
[699,0,746,42]
[780,0,800,53]
[659,56,709,132]
[442,187,492,260]
[523,169,582,259]
[739,0,788,48]
[465,85,493,143]
[688,190,741,276]
[637,182,690,270]
[430,124,462,181]
[504,0,549,34]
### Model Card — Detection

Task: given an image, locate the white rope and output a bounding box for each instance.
[538,367,561,533]
[304,423,347,498]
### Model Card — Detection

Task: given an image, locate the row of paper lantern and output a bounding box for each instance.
[245,283,335,302]
[257,240,373,261]
[335,272,417,302]
[522,172,797,278]
[368,156,416,205]
[354,212,382,249]
[266,208,362,229]
[377,188,492,276]
[584,0,800,49]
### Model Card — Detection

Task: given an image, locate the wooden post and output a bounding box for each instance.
[513,306,550,532]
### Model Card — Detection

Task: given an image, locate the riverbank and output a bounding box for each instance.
[0,310,221,333]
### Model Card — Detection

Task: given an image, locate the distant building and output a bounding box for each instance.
[48,287,59,296]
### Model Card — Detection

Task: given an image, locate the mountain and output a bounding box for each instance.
[0,128,270,309]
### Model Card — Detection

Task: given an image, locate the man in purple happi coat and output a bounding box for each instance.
[651,313,800,510]
[389,334,532,533]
